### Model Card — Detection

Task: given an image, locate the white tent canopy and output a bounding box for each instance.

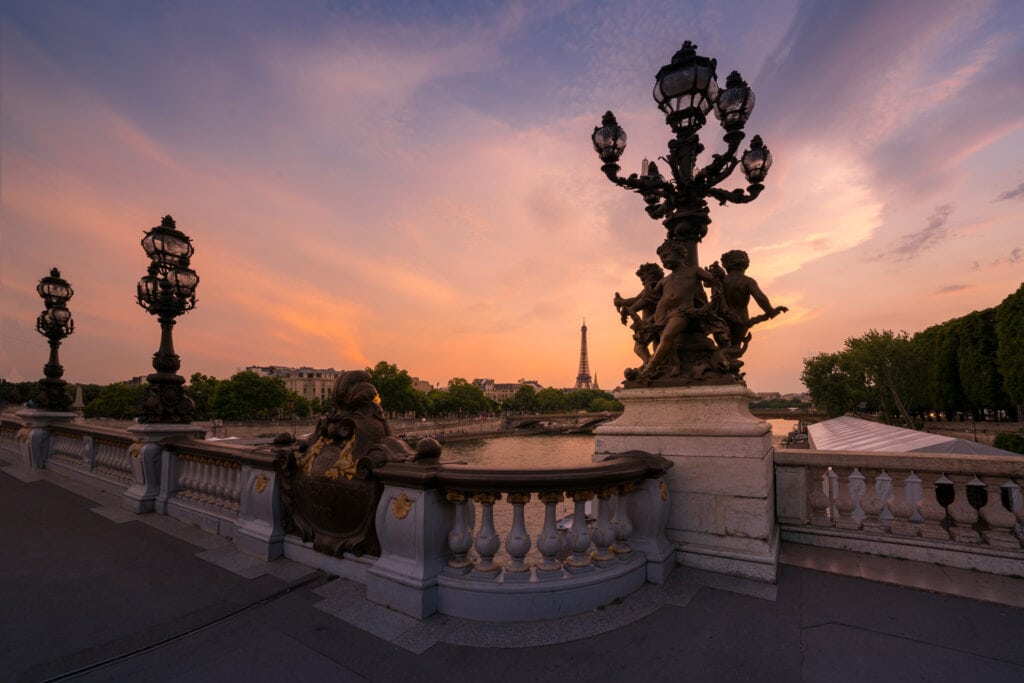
[807,415,1018,457]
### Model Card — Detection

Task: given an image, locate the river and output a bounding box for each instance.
[438,419,798,468]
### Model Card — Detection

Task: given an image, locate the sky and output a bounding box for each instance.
[1,0,1022,395]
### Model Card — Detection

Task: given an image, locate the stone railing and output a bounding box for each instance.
[775,448,1024,577]
[365,453,674,620]
[0,417,283,561]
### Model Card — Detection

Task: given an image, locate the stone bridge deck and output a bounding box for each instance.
[3,454,1021,681]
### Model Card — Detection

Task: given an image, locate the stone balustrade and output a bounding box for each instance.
[366,453,675,620]
[775,448,1024,576]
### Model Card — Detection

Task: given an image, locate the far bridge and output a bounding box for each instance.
[750,409,828,423]
[502,412,618,433]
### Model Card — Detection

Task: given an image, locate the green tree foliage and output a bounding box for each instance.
[211,371,290,420]
[187,373,224,420]
[428,378,495,416]
[588,396,623,412]
[803,283,1022,422]
[84,383,147,419]
[993,432,1024,455]
[502,384,538,413]
[366,361,428,417]
[1,381,40,407]
[995,283,1024,418]
[800,352,868,417]
[534,387,571,413]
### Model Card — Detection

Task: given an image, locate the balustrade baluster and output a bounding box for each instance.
[504,493,532,579]
[979,478,1020,548]
[229,466,241,510]
[1007,479,1023,541]
[471,492,501,577]
[947,475,982,543]
[860,470,886,534]
[179,457,193,499]
[808,468,832,527]
[214,464,227,504]
[916,472,950,541]
[590,488,617,565]
[535,492,563,576]
[445,491,474,573]
[564,490,595,573]
[611,484,634,557]
[875,470,894,528]
[887,472,919,537]
[834,468,860,531]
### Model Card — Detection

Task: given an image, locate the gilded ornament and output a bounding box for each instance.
[255,472,268,494]
[392,492,413,519]
[129,440,144,459]
[659,480,668,501]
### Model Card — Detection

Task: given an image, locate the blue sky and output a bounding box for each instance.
[2,0,1022,393]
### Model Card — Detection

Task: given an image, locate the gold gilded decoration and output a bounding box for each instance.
[129,440,144,459]
[538,491,564,505]
[506,492,531,505]
[569,490,595,503]
[392,492,412,519]
[255,472,268,494]
[17,426,33,443]
[297,434,358,481]
[659,480,668,501]
[472,492,500,504]
[446,490,467,503]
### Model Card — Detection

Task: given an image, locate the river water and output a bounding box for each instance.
[438,419,798,468]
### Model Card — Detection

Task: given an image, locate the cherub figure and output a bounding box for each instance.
[639,238,719,379]
[613,262,664,362]
[717,249,787,348]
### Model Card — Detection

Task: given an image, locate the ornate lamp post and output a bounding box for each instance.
[136,215,199,423]
[34,268,75,411]
[592,40,772,266]
[597,42,785,385]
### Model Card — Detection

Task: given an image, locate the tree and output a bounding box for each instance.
[956,309,1008,418]
[844,330,919,427]
[187,373,224,420]
[366,361,428,417]
[996,283,1024,420]
[800,352,867,417]
[503,385,537,413]
[211,371,290,420]
[429,378,494,416]
[84,383,147,419]
[535,388,571,413]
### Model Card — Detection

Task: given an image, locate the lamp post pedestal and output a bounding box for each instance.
[594,385,779,582]
[124,422,206,513]
[15,408,76,469]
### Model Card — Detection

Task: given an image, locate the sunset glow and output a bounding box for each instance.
[2,1,1022,393]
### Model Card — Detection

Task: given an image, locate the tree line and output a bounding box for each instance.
[801,283,1024,425]
[3,361,624,421]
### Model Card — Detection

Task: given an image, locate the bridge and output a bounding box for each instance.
[750,408,828,423]
[501,412,619,432]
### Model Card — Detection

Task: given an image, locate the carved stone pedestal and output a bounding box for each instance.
[594,384,779,582]
[15,409,75,469]
[126,423,205,513]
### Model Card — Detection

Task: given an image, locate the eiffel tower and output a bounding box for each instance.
[574,319,592,390]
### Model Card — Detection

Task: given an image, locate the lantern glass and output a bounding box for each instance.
[653,42,719,128]
[170,267,199,296]
[592,112,627,163]
[52,307,71,324]
[741,139,773,183]
[714,71,755,131]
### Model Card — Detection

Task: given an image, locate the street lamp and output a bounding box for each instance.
[598,42,784,385]
[34,268,75,411]
[592,40,772,265]
[136,215,199,423]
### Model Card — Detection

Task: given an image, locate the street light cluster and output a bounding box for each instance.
[592,40,772,265]
[34,268,75,411]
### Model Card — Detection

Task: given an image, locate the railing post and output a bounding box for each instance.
[235,465,284,560]
[445,491,475,573]
[611,484,634,557]
[859,469,886,534]
[980,478,1020,548]
[624,476,674,583]
[948,475,982,544]
[471,492,501,578]
[535,492,564,577]
[591,487,616,565]
[504,492,532,580]
[916,471,950,541]
[564,489,594,573]
[888,472,919,537]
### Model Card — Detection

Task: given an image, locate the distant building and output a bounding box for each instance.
[472,378,544,402]
[410,377,433,394]
[246,365,341,402]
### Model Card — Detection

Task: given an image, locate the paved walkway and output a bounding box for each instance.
[2,461,1023,682]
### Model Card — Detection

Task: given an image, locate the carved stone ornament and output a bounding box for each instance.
[273,370,442,558]
[391,492,412,519]
[255,472,268,494]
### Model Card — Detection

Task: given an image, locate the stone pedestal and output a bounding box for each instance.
[594,385,778,582]
[125,423,205,513]
[15,409,76,468]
